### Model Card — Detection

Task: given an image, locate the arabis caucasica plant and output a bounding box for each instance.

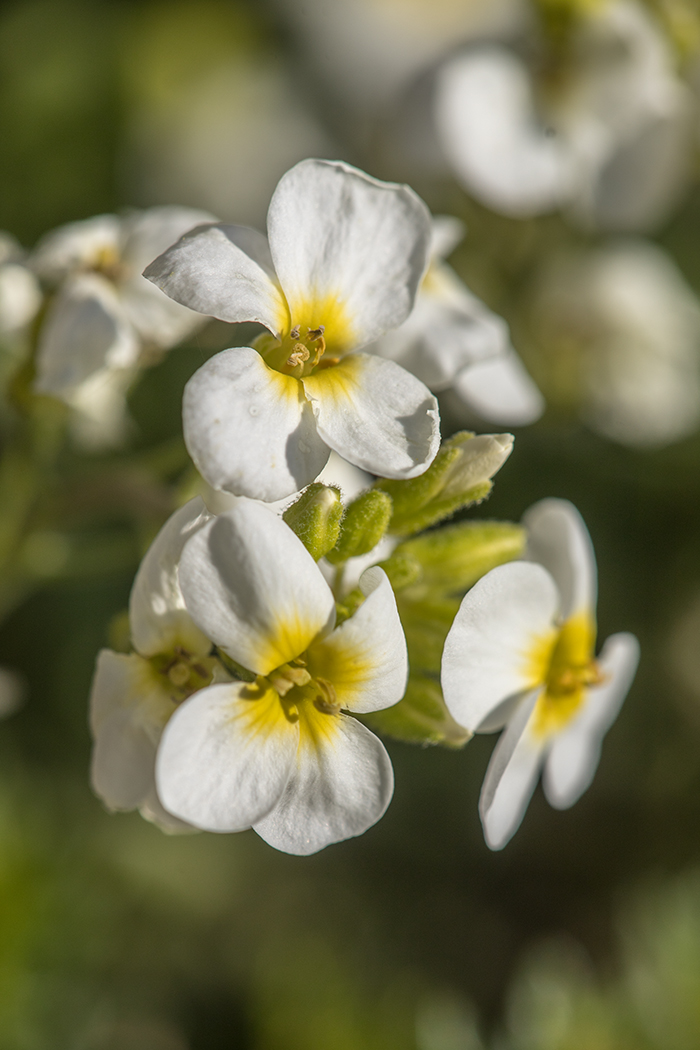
[155,498,407,854]
[371,216,544,427]
[441,498,639,850]
[90,498,223,831]
[32,206,213,446]
[144,158,440,502]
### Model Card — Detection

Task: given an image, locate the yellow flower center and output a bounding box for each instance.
[254,293,356,378]
[525,612,605,738]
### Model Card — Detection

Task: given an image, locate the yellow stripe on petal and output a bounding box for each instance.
[233,679,298,739]
[295,695,343,756]
[305,637,377,712]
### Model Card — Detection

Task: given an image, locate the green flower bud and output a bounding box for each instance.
[376,431,514,535]
[365,673,470,748]
[282,483,343,561]
[326,490,393,565]
[398,520,526,594]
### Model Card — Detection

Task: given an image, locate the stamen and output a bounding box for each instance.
[313,677,340,715]
[286,344,310,368]
[290,324,301,339]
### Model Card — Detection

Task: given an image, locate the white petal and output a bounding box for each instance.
[129,498,213,658]
[34,274,139,395]
[65,366,135,451]
[543,632,639,809]
[253,712,394,855]
[92,708,158,811]
[178,499,336,676]
[31,214,121,282]
[523,499,597,620]
[430,215,466,260]
[441,562,560,733]
[0,667,25,718]
[156,681,298,832]
[302,353,440,479]
[121,205,218,274]
[267,159,431,348]
[307,567,408,714]
[183,346,330,501]
[453,351,545,426]
[373,278,510,391]
[435,48,573,218]
[143,223,289,337]
[479,690,544,850]
[89,650,172,812]
[139,787,197,834]
[0,263,41,335]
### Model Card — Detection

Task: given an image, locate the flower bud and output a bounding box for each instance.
[376,431,513,536]
[397,520,526,593]
[282,483,343,561]
[326,490,393,565]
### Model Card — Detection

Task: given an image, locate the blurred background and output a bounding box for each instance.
[2,0,700,1046]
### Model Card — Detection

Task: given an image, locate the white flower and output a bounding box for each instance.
[441,498,639,850]
[270,0,526,121]
[435,0,694,230]
[89,498,223,831]
[371,216,544,426]
[156,498,408,855]
[144,158,440,502]
[532,240,700,447]
[0,233,41,342]
[31,206,214,446]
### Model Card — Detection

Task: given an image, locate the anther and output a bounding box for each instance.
[290,324,301,339]
[286,344,310,368]
[308,325,325,341]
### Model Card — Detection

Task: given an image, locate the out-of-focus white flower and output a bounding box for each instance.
[146,159,440,502]
[31,206,214,447]
[441,498,639,849]
[89,498,225,831]
[435,0,694,230]
[532,240,700,447]
[0,233,41,342]
[156,499,407,855]
[272,0,526,127]
[371,216,544,426]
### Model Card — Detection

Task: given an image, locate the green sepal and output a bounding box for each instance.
[214,647,256,683]
[282,483,343,561]
[375,549,422,591]
[397,520,526,594]
[397,592,461,676]
[390,480,492,536]
[376,431,512,536]
[326,489,393,565]
[334,587,365,626]
[364,673,471,748]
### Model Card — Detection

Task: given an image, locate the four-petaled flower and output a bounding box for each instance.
[156,498,408,855]
[32,206,214,447]
[144,158,440,502]
[441,498,639,850]
[90,498,224,830]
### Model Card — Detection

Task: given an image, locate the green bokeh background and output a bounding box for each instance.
[2,1,700,1046]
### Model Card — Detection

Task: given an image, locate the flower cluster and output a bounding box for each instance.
[83,158,639,853]
[0,152,639,857]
